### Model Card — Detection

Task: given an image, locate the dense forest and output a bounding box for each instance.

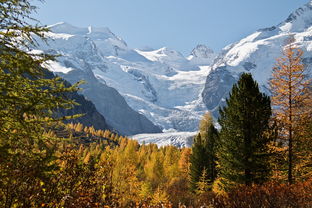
[0,1,311,207]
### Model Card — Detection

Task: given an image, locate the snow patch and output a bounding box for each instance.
[43,61,74,74]
[87,26,92,34]
[44,31,74,40]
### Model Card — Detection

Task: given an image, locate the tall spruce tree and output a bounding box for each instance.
[205,123,219,184]
[189,113,219,192]
[189,133,206,191]
[218,73,272,188]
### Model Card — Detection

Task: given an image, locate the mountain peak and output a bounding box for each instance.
[48,22,83,34]
[278,1,312,32]
[153,47,184,57]
[48,22,116,37]
[285,2,312,22]
[46,22,128,52]
[156,47,169,54]
[190,44,214,59]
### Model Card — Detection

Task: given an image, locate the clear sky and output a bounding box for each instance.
[33,0,309,55]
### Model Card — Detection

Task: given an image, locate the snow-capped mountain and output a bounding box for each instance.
[33,23,161,135]
[33,22,216,135]
[202,1,312,116]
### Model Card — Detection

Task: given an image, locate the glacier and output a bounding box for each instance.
[33,22,216,135]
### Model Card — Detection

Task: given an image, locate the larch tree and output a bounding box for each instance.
[195,168,210,195]
[178,148,191,178]
[163,146,180,182]
[0,0,80,206]
[270,42,311,183]
[218,73,272,188]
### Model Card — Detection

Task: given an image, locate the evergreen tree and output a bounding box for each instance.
[189,113,219,192]
[189,133,206,191]
[270,42,311,183]
[218,73,272,188]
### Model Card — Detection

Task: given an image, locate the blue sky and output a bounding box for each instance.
[34,0,308,55]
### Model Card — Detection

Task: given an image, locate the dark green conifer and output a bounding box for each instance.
[189,113,219,192]
[218,73,272,188]
[189,133,206,192]
[205,123,219,184]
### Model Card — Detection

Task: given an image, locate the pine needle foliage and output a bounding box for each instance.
[189,113,219,192]
[218,73,272,188]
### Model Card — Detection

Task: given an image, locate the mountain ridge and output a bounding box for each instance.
[202,0,312,117]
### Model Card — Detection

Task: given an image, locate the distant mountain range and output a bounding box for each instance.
[32,22,216,135]
[30,0,312,146]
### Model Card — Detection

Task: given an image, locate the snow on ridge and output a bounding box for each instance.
[168,65,211,85]
[47,22,66,28]
[87,26,92,34]
[48,22,118,40]
[44,31,74,40]
[43,61,73,74]
[135,47,186,62]
[135,48,168,62]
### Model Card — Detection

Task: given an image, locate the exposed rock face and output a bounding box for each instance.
[188,44,217,65]
[44,70,111,131]
[191,44,215,59]
[202,67,236,117]
[61,69,162,135]
[57,91,112,131]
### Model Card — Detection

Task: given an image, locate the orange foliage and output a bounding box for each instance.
[270,40,311,183]
[195,178,312,208]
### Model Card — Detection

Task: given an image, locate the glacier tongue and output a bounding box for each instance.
[131,131,196,148]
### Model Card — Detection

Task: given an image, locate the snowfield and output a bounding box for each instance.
[131,131,196,148]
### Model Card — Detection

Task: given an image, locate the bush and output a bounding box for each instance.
[200,178,312,208]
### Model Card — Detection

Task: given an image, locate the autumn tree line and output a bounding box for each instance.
[187,41,311,206]
[0,0,311,207]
